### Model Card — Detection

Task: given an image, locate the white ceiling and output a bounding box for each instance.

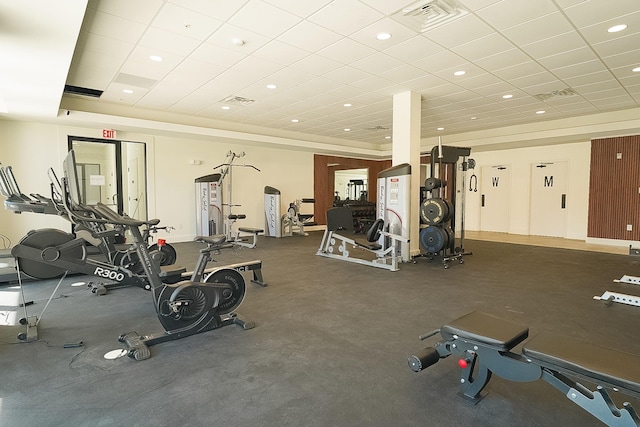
[2,0,640,149]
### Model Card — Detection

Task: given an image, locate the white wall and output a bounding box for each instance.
[463,141,591,240]
[0,121,314,244]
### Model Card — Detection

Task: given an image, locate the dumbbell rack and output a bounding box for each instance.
[416,144,472,268]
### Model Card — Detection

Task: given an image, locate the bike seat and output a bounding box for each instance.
[194,234,227,246]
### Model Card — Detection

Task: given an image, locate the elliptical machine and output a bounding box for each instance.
[12,150,254,359]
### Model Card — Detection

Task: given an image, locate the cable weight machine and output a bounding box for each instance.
[416,139,472,268]
[212,151,263,248]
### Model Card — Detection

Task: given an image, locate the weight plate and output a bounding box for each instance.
[420,198,450,225]
[16,228,84,279]
[444,227,454,251]
[420,226,446,253]
[424,177,443,191]
[149,243,177,266]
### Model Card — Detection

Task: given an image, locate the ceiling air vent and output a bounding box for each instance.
[367,125,390,131]
[534,88,578,101]
[63,85,103,98]
[392,0,468,33]
[219,95,256,106]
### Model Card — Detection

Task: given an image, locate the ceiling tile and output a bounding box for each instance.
[383,35,445,62]
[262,0,332,18]
[519,32,587,59]
[451,33,515,62]
[577,11,640,45]
[168,0,249,21]
[84,10,147,42]
[206,24,271,54]
[290,55,342,76]
[92,0,163,23]
[349,17,419,51]
[592,33,640,58]
[307,0,384,37]
[424,14,493,49]
[152,3,223,41]
[550,59,608,80]
[563,0,640,28]
[138,27,202,56]
[413,50,467,73]
[229,1,301,38]
[350,52,404,74]
[492,61,547,81]
[189,43,245,69]
[475,0,558,31]
[537,47,598,70]
[278,21,343,53]
[323,66,372,85]
[316,38,376,64]
[253,40,309,66]
[501,12,574,46]
[474,48,531,72]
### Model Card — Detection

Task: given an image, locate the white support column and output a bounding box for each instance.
[392,91,421,257]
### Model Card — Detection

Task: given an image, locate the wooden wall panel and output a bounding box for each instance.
[588,135,640,240]
[313,154,431,225]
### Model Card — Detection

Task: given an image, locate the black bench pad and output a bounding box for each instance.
[238,227,263,234]
[441,311,529,352]
[523,332,640,395]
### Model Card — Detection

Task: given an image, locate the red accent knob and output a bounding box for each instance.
[158,239,166,247]
[458,359,468,369]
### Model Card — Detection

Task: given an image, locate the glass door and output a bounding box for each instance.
[68,137,147,221]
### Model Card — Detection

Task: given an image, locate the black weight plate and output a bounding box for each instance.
[149,243,177,266]
[16,228,84,279]
[420,226,446,253]
[444,227,454,251]
[424,177,443,191]
[420,198,449,225]
[204,268,246,315]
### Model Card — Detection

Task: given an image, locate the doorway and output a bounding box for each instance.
[68,137,147,221]
[529,161,568,237]
[480,165,510,233]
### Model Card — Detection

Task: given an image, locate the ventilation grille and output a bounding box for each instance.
[219,95,256,106]
[63,85,103,98]
[114,73,157,90]
[392,0,468,32]
[534,88,578,101]
[366,125,390,131]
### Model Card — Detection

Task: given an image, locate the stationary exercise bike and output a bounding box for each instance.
[57,150,254,359]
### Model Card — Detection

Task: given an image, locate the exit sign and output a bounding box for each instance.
[102,129,116,139]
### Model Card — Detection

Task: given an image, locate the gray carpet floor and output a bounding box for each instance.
[0,231,638,427]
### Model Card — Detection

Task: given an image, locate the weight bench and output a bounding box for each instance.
[234,227,262,249]
[316,206,408,272]
[409,311,640,426]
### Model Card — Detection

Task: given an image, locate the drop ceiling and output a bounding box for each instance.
[2,0,640,150]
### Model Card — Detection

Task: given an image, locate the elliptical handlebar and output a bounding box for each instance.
[94,202,160,228]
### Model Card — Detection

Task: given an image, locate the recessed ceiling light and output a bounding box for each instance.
[536,110,546,115]
[607,24,627,33]
[633,66,640,72]
[454,70,465,76]
[149,55,163,62]
[231,38,245,46]
[437,127,444,131]
[221,106,230,110]
[376,33,392,40]
[266,84,277,89]
[471,116,477,120]
[344,128,351,132]
[343,103,352,107]
[291,119,299,123]
[122,89,133,94]
[385,136,391,139]
[502,94,513,99]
